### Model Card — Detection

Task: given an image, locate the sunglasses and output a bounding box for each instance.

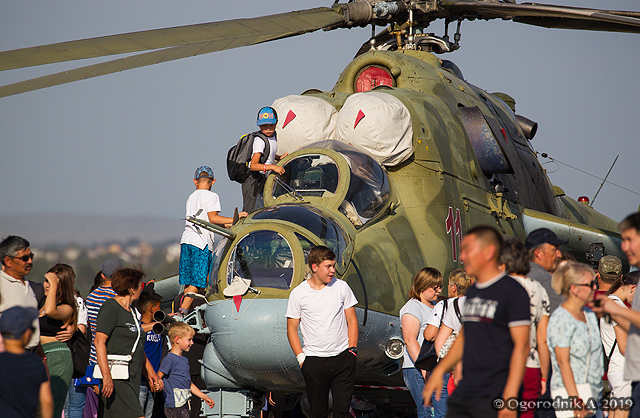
[10,253,35,262]
[574,279,598,289]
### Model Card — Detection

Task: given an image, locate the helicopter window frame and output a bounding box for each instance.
[227,230,295,290]
[272,153,341,199]
[251,204,350,268]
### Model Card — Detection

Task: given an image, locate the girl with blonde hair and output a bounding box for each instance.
[547,262,603,418]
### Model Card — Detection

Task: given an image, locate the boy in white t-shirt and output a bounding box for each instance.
[285,246,358,418]
[241,106,287,213]
[178,166,247,315]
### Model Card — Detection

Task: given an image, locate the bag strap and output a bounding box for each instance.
[439,300,448,328]
[130,307,142,357]
[607,340,618,360]
[252,132,271,165]
[453,298,462,321]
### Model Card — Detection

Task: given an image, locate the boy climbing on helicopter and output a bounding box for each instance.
[178,165,248,316]
[240,106,287,212]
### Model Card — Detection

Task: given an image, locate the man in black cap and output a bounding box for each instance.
[525,228,568,313]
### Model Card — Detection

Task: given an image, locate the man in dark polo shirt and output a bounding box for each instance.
[424,226,530,418]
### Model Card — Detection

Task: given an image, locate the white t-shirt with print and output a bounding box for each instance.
[512,275,551,368]
[180,189,222,250]
[285,278,358,357]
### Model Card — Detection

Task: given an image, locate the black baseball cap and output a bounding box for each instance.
[525,228,568,250]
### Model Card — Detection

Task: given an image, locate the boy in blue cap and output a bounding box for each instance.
[0,306,54,418]
[178,166,247,315]
[241,106,287,212]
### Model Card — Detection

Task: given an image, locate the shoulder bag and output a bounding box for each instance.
[415,300,447,371]
[93,307,141,380]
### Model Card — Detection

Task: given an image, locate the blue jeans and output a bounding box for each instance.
[403,367,434,418]
[139,384,155,418]
[64,383,87,418]
[431,372,449,418]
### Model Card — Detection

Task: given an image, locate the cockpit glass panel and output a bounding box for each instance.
[253,205,347,265]
[273,154,339,198]
[340,149,390,221]
[228,230,294,289]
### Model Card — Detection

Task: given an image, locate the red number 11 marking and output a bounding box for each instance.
[445,207,462,262]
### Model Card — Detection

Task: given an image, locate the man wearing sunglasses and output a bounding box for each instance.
[0,235,40,350]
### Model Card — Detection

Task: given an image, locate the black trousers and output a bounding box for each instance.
[447,391,499,418]
[301,350,356,418]
[241,172,266,213]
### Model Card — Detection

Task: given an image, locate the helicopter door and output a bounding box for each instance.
[459,106,514,175]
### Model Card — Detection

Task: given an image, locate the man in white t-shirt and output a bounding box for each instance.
[241,106,287,213]
[178,166,247,314]
[285,246,358,418]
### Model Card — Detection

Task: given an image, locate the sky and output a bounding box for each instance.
[1,0,639,237]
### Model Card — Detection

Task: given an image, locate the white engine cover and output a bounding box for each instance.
[271,95,338,155]
[336,92,413,167]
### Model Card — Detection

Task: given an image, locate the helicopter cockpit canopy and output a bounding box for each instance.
[225,205,350,290]
[266,140,391,228]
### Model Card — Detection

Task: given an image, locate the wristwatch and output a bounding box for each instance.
[348,346,358,354]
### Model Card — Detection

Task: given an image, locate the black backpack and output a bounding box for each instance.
[227,131,271,183]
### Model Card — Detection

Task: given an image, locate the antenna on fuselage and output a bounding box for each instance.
[591,155,619,207]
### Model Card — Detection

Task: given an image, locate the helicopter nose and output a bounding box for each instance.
[203,298,303,390]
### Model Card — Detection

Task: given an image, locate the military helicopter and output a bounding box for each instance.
[2,1,639,416]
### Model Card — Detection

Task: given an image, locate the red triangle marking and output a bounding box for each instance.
[354,110,366,129]
[282,110,296,129]
[233,295,242,312]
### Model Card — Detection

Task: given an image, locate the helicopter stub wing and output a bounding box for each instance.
[441,1,640,34]
[0,7,345,98]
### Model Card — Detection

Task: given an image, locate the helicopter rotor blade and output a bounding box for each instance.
[0,7,345,72]
[441,1,640,34]
[0,7,346,97]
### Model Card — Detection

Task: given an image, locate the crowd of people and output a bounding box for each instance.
[0,236,212,418]
[392,212,640,418]
[1,150,639,418]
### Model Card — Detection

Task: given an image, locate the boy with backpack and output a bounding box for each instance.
[227,106,287,213]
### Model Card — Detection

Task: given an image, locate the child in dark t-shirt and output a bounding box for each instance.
[158,323,214,418]
[136,290,165,418]
[0,306,53,418]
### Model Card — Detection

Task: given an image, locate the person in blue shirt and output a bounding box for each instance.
[136,290,164,418]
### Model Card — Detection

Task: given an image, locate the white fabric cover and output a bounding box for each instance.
[336,92,413,166]
[271,95,338,155]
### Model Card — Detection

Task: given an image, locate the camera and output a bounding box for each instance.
[585,243,605,268]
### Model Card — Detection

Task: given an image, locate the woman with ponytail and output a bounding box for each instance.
[39,263,78,418]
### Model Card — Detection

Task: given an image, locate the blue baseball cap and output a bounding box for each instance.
[525,228,568,250]
[0,306,38,338]
[194,165,214,180]
[257,106,278,126]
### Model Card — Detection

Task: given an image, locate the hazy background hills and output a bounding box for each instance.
[0,213,183,295]
[0,213,182,247]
